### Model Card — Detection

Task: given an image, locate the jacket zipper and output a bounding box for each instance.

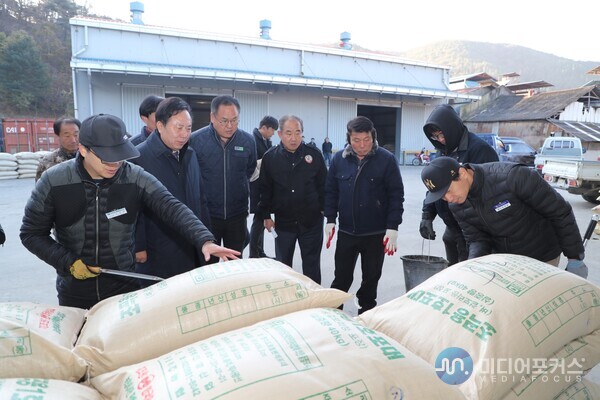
[351,160,368,233]
[223,145,227,220]
[95,184,100,301]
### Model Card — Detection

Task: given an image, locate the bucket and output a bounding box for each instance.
[400,255,448,292]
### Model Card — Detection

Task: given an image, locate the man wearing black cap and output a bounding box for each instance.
[419,104,498,266]
[20,114,239,309]
[421,157,588,278]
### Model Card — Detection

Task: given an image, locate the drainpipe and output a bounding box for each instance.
[73,25,88,57]
[72,68,79,119]
[88,69,94,115]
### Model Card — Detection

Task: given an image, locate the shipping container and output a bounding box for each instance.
[1,118,56,154]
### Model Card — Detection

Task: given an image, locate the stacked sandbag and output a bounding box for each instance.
[75,258,351,377]
[502,329,600,399]
[0,153,18,180]
[90,308,466,400]
[554,378,600,399]
[357,254,600,400]
[0,378,102,400]
[15,151,40,179]
[0,302,88,381]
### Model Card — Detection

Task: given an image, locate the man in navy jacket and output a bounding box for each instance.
[324,116,404,314]
[189,96,257,262]
[132,97,212,283]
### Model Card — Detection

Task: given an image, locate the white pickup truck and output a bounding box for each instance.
[536,137,600,204]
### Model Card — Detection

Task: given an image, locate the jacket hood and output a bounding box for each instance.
[423,104,467,153]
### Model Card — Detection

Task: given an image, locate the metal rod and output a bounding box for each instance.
[99,268,164,281]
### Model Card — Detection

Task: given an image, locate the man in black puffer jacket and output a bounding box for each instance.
[20,114,239,309]
[420,157,588,278]
[419,104,498,265]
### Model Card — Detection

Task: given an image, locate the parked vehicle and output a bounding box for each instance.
[534,136,586,174]
[412,148,430,166]
[498,137,536,168]
[537,137,600,204]
[475,133,505,154]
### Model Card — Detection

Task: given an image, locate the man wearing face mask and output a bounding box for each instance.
[419,104,498,266]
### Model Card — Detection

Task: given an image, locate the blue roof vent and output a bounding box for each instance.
[130,2,144,25]
[340,31,352,50]
[260,19,272,40]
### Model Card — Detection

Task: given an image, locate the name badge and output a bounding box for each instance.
[234,146,244,151]
[106,208,127,219]
[494,200,511,212]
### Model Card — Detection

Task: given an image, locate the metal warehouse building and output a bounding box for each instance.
[69,9,476,162]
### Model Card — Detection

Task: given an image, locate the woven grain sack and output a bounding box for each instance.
[15,152,38,160]
[75,258,351,377]
[0,302,88,381]
[0,378,102,400]
[91,308,465,400]
[0,153,17,161]
[357,254,600,400]
[548,378,600,399]
[502,329,600,400]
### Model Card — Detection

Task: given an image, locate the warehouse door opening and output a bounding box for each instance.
[170,94,214,132]
[357,105,398,155]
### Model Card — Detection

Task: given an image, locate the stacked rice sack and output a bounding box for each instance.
[90,308,466,399]
[0,153,18,180]
[0,302,88,381]
[0,378,102,400]
[14,151,40,179]
[74,258,351,377]
[357,254,600,400]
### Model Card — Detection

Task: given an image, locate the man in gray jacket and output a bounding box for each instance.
[21,114,239,309]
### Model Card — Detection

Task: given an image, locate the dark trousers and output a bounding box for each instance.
[249,213,268,258]
[275,218,323,284]
[207,213,247,264]
[443,226,468,266]
[331,231,385,314]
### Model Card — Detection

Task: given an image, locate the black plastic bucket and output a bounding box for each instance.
[400,255,448,292]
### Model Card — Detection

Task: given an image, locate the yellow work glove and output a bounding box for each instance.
[69,259,100,280]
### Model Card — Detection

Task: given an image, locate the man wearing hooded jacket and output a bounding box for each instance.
[419,104,498,265]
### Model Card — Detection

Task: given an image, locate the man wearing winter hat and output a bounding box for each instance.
[21,114,239,309]
[421,156,588,278]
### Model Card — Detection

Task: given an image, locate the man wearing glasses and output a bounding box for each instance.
[20,114,239,309]
[190,95,257,262]
[419,104,498,266]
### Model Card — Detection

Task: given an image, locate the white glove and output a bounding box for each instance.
[383,229,398,256]
[325,223,336,249]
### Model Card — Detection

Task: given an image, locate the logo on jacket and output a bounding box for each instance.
[234,146,244,151]
[304,155,313,164]
[494,200,511,212]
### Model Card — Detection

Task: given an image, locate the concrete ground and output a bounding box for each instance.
[1,165,599,383]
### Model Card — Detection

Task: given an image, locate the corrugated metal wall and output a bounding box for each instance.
[235,92,269,134]
[121,86,165,136]
[399,103,435,164]
[327,98,356,152]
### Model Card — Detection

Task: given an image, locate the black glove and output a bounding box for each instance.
[0,223,5,246]
[419,219,436,240]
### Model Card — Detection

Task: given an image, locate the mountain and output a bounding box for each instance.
[391,40,599,91]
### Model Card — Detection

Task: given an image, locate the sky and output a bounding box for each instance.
[77,0,600,62]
